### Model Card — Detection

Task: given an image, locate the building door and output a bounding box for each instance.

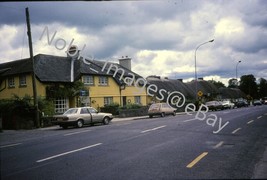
[123,96,127,106]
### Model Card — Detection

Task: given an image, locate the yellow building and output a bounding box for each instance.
[0,54,147,114]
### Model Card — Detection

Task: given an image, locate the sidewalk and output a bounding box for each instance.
[112,112,187,122]
[112,115,148,122]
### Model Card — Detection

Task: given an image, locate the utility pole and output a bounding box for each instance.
[26,7,40,128]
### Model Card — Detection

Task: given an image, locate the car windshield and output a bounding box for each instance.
[63,108,78,115]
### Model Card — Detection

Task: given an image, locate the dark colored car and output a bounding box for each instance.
[235,101,249,108]
[205,101,224,111]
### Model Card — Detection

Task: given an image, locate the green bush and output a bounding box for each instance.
[120,103,142,109]
[100,103,120,115]
[38,98,55,116]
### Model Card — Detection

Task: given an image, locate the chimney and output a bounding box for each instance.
[119,56,131,70]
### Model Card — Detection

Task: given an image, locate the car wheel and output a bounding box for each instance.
[77,120,84,128]
[103,117,110,125]
[161,112,165,117]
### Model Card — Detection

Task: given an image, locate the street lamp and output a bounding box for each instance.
[236,60,241,80]
[194,39,214,101]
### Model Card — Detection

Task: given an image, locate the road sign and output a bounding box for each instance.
[198,90,203,97]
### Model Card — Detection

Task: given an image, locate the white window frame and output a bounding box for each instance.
[19,75,27,86]
[54,98,69,114]
[8,77,15,88]
[99,76,108,86]
[134,96,141,104]
[104,97,113,105]
[83,75,94,85]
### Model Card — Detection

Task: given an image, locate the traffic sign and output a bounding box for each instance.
[198,91,203,97]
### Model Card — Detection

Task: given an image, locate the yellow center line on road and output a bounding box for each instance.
[186,152,208,168]
[257,116,262,119]
[247,120,254,124]
[141,125,166,133]
[232,128,242,134]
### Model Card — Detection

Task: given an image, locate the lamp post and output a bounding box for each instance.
[236,60,241,80]
[194,39,214,101]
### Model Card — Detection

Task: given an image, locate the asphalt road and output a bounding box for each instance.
[1,105,267,179]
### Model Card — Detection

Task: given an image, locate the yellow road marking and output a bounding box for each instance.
[186,152,208,168]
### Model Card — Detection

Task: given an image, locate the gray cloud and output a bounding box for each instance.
[0,0,266,84]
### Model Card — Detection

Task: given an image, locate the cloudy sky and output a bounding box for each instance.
[1,0,267,85]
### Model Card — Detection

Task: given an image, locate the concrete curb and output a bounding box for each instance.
[112,112,187,122]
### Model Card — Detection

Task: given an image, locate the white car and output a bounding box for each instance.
[222,100,235,109]
[53,107,113,129]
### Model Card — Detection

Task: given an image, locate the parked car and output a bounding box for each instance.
[52,107,113,129]
[148,103,176,118]
[205,101,224,111]
[261,97,267,105]
[253,100,262,106]
[235,100,249,108]
[222,100,235,109]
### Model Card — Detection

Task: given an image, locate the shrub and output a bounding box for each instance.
[120,103,142,110]
[100,103,120,115]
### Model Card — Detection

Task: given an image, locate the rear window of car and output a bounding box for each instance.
[149,104,160,109]
[206,101,215,106]
[162,103,170,108]
[64,108,78,115]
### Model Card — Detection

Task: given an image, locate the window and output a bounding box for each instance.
[104,97,113,105]
[88,107,98,113]
[19,75,27,87]
[99,76,108,86]
[80,108,89,114]
[83,75,94,85]
[135,96,141,104]
[54,98,69,114]
[8,77,15,88]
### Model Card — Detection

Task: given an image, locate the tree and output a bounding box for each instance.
[239,74,258,99]
[208,80,226,89]
[259,78,267,98]
[228,78,238,88]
